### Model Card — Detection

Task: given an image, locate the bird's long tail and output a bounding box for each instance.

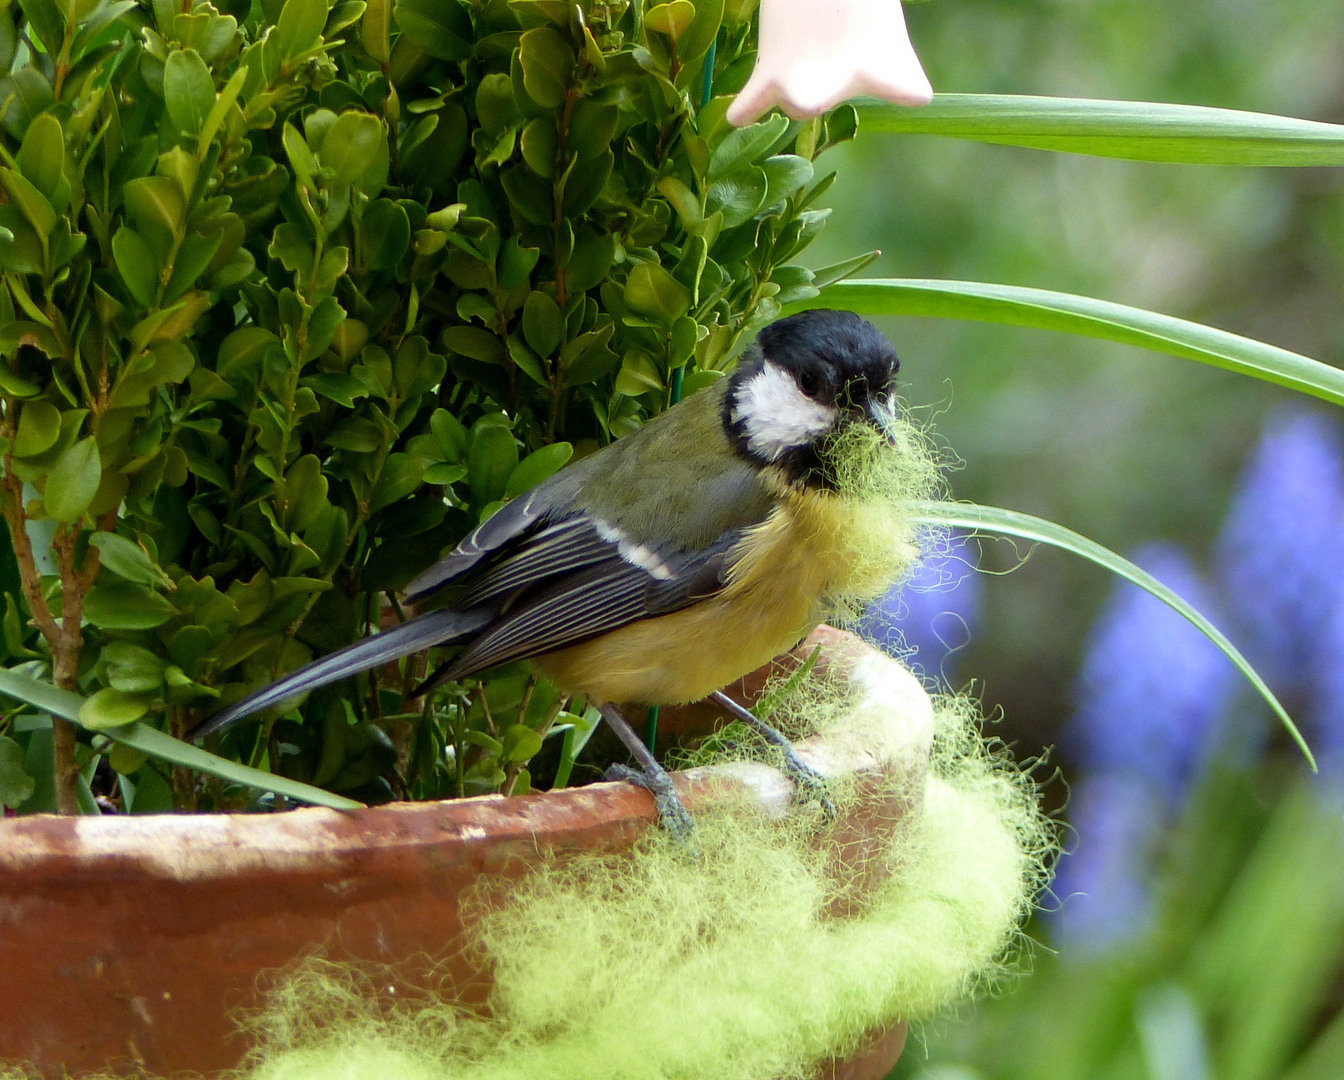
[188,607,495,741]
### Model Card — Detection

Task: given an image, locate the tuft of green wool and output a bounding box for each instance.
[226,675,1051,1080]
[811,412,947,629]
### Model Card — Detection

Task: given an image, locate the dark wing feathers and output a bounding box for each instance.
[402,485,563,602]
[459,517,616,608]
[424,532,741,689]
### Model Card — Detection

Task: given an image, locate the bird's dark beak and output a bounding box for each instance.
[866,398,900,445]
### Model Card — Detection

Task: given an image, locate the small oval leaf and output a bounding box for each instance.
[44,436,101,522]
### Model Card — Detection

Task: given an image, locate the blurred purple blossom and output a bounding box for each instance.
[1215,408,1344,692]
[859,530,980,683]
[1309,593,1344,772]
[1051,772,1162,955]
[1056,408,1344,955]
[1066,542,1238,797]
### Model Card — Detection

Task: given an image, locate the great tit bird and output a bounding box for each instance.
[190,309,903,834]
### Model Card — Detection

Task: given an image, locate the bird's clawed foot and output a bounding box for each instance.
[602,761,696,844]
[599,705,697,845]
[709,690,837,821]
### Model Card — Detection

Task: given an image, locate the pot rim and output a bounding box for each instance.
[0,626,932,878]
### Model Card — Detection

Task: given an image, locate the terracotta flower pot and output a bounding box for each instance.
[0,627,931,1079]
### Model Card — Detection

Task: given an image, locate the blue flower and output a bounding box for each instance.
[1051,772,1162,955]
[1215,408,1344,693]
[859,530,980,684]
[1066,542,1237,800]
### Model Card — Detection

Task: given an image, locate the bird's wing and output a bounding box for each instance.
[427,527,741,687]
[402,472,588,602]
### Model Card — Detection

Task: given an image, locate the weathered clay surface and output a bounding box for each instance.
[0,627,929,1078]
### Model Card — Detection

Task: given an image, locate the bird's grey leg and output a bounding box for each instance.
[599,704,696,842]
[708,690,836,819]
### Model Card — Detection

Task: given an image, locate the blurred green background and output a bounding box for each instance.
[809,0,1344,760]
[799,2,1344,1077]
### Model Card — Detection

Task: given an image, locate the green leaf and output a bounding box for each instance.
[302,372,369,406]
[124,176,185,238]
[0,734,34,808]
[163,48,215,136]
[83,581,177,629]
[199,66,247,153]
[561,147,612,216]
[320,111,384,194]
[519,26,574,110]
[676,0,722,64]
[501,723,543,763]
[362,0,391,64]
[761,154,814,205]
[624,262,692,327]
[17,113,63,202]
[90,531,173,589]
[497,237,539,290]
[520,116,557,177]
[552,705,600,788]
[793,278,1344,407]
[44,436,101,522]
[856,94,1344,166]
[614,350,663,395]
[467,416,518,505]
[325,416,383,452]
[707,166,767,228]
[505,441,572,498]
[217,326,280,378]
[102,641,167,694]
[79,687,150,731]
[370,452,424,512]
[165,227,224,301]
[359,198,410,271]
[393,0,472,61]
[111,226,159,307]
[430,408,468,461]
[645,1,695,37]
[808,250,880,289]
[4,594,39,660]
[443,324,506,364]
[500,166,552,227]
[0,666,362,808]
[0,68,54,141]
[274,0,329,61]
[0,167,55,240]
[707,113,790,182]
[908,500,1313,768]
[567,100,618,160]
[13,400,60,457]
[521,290,563,356]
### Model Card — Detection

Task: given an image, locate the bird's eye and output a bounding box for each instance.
[798,370,820,397]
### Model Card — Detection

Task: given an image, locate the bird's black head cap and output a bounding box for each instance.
[724,310,902,486]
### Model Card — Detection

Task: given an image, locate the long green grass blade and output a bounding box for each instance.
[792,279,1344,406]
[856,94,1344,165]
[0,667,363,810]
[907,501,1315,769]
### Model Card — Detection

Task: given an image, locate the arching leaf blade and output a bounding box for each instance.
[906,500,1315,770]
[0,667,364,809]
[856,95,1344,166]
[791,279,1344,407]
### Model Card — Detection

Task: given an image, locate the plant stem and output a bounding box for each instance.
[50,523,100,814]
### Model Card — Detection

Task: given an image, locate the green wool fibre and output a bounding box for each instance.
[812,412,947,629]
[221,683,1051,1080]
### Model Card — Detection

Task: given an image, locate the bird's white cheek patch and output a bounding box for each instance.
[733,362,838,462]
